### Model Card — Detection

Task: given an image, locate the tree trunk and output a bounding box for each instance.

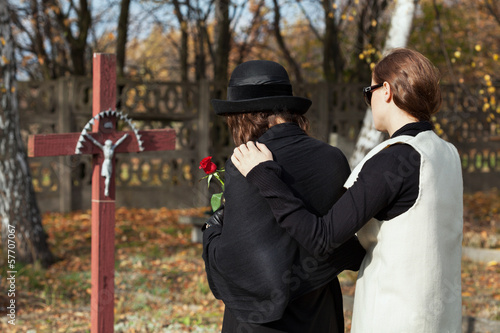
[322,0,344,83]
[0,2,54,267]
[172,0,189,82]
[69,0,91,76]
[116,0,131,78]
[213,0,230,94]
[49,0,91,76]
[195,18,207,81]
[349,0,417,167]
[354,0,389,84]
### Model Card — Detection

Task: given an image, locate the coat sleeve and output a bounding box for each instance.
[245,152,408,257]
[201,223,223,298]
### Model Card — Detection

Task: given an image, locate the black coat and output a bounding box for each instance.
[202,123,365,332]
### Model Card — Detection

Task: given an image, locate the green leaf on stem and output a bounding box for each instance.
[211,192,223,212]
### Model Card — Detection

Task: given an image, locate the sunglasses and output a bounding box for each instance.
[363,83,383,107]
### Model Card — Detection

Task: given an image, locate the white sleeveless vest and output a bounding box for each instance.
[346,131,463,333]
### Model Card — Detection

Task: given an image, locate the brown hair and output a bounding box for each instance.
[226,111,309,146]
[372,48,442,121]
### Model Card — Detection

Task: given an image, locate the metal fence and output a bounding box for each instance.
[18,78,500,213]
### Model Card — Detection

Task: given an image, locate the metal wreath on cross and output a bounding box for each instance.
[75,109,144,196]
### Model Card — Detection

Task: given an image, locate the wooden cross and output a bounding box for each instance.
[28,54,176,332]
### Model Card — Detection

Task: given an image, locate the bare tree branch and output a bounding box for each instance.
[272,0,303,82]
[484,0,500,26]
[295,0,322,41]
[235,0,265,63]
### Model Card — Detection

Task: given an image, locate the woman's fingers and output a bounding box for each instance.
[231,144,246,163]
[246,141,259,153]
[230,153,240,167]
[231,141,273,177]
[256,141,273,159]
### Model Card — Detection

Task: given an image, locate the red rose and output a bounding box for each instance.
[199,156,217,174]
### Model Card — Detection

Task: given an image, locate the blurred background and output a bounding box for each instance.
[1,0,499,332]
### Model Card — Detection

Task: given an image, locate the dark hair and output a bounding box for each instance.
[226,111,309,146]
[373,48,442,121]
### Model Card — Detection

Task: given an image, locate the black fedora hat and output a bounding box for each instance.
[211,60,312,115]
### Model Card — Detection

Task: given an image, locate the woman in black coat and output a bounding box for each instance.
[202,60,365,332]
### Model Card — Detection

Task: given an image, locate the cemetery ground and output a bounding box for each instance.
[0,190,499,332]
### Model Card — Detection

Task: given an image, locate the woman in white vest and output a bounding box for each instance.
[231,48,463,333]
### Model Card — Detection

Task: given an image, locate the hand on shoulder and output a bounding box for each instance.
[231,141,273,177]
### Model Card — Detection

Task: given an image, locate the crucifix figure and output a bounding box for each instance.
[84,133,128,196]
[28,53,176,333]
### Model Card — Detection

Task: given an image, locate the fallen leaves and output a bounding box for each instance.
[461,259,500,320]
[0,201,499,331]
[0,206,223,332]
[463,189,500,249]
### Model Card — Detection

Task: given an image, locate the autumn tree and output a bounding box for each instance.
[350,0,418,166]
[411,0,500,85]
[230,0,269,66]
[351,0,389,83]
[484,0,500,25]
[293,0,390,83]
[10,0,91,79]
[0,1,54,267]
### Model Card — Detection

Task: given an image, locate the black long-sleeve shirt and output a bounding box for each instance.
[246,121,433,256]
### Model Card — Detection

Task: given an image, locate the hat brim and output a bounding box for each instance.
[211,96,311,115]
